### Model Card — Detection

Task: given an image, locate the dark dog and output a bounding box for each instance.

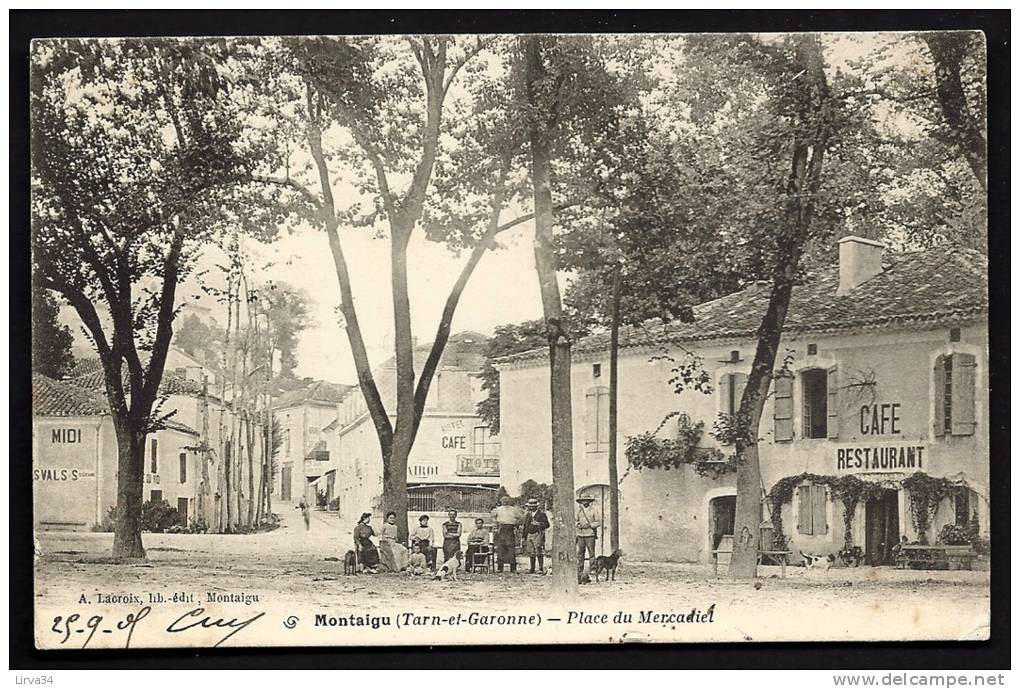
[343,550,358,575]
[578,571,591,585]
[592,549,624,582]
[837,545,865,568]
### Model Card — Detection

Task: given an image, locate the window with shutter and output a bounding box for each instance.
[827,366,839,439]
[811,484,828,535]
[179,452,187,483]
[150,438,158,473]
[950,353,976,436]
[797,485,812,534]
[933,356,946,437]
[801,369,828,439]
[774,374,794,442]
[597,387,610,450]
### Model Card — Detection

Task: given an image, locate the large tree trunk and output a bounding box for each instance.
[112,423,146,559]
[728,35,831,578]
[525,35,578,599]
[607,266,622,552]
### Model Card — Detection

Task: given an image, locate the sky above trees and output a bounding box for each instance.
[50,31,985,386]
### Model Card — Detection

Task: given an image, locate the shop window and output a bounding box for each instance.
[472,426,500,457]
[801,369,828,439]
[150,438,158,473]
[179,452,187,484]
[797,484,828,535]
[933,353,976,437]
[584,386,610,452]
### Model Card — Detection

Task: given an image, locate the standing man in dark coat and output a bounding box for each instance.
[521,498,551,574]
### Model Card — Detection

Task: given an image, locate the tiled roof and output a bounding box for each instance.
[33,373,109,417]
[162,419,200,436]
[67,357,104,379]
[274,380,355,409]
[376,331,489,373]
[69,368,216,400]
[499,244,988,365]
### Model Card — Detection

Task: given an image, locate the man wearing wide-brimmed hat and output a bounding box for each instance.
[521,498,551,574]
[576,496,601,575]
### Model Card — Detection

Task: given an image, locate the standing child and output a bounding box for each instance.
[442,509,463,565]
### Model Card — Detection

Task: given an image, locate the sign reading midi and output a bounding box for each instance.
[836,444,926,473]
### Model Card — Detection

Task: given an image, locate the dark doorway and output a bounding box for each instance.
[281,465,292,502]
[865,489,900,565]
[710,495,737,550]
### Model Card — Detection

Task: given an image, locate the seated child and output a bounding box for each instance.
[408,543,428,576]
[432,553,460,582]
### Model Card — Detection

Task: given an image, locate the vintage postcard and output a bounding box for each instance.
[30,29,990,650]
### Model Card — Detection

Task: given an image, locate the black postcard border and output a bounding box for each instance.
[9,8,1010,671]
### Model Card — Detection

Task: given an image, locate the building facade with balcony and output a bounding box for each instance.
[496,238,989,565]
[325,332,500,530]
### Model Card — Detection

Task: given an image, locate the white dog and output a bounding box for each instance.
[432,554,460,581]
[800,551,835,571]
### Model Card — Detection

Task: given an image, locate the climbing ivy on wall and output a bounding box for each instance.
[767,472,960,550]
[625,412,736,479]
[901,472,956,544]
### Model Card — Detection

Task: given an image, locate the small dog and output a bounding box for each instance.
[343,550,358,576]
[432,555,460,581]
[592,549,624,582]
[837,545,865,568]
[800,551,835,570]
[578,571,591,585]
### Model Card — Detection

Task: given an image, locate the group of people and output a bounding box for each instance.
[347,497,562,577]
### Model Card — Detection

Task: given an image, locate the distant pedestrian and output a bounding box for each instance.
[442,509,463,563]
[522,498,550,574]
[298,497,311,531]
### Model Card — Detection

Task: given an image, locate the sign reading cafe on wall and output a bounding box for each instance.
[836,444,926,473]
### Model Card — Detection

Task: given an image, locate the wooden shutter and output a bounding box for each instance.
[951,353,977,436]
[774,374,794,442]
[718,374,732,415]
[734,373,747,413]
[797,485,812,534]
[827,365,839,439]
[811,484,828,535]
[933,356,946,437]
[584,388,598,449]
[597,387,611,450]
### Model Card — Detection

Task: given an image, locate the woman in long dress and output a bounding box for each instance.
[378,511,409,572]
[353,512,380,573]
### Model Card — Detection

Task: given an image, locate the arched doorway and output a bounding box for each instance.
[576,483,612,556]
[709,494,737,551]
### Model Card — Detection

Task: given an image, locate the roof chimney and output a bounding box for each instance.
[837,236,884,295]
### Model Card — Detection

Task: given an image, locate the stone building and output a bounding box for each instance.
[496,238,988,564]
[272,379,354,504]
[324,332,499,530]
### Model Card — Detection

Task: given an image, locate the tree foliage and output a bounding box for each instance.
[31,278,76,379]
